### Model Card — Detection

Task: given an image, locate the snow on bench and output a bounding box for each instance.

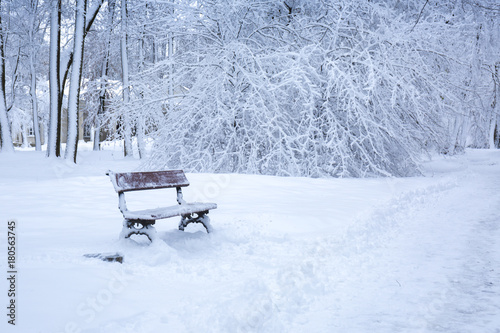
[107,170,217,242]
[122,203,217,220]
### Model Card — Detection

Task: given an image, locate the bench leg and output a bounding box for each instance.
[178,215,189,232]
[199,214,213,233]
[178,211,213,233]
[120,219,157,242]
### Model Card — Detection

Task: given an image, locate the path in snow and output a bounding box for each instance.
[293,151,500,332]
[0,148,499,333]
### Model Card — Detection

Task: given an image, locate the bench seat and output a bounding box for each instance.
[123,202,217,221]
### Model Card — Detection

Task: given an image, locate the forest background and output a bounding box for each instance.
[0,0,498,178]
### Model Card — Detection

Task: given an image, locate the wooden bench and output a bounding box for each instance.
[107,170,217,241]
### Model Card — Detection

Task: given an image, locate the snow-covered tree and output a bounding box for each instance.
[46,0,61,157]
[23,0,496,175]
[64,0,87,163]
[27,0,43,151]
[0,0,14,152]
[464,1,500,149]
[47,0,103,158]
[93,0,116,151]
[131,0,459,176]
[0,0,50,152]
[120,0,133,157]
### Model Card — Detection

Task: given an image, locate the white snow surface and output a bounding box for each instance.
[1,145,500,332]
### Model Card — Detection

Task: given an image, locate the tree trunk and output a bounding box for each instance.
[0,90,12,153]
[49,0,102,156]
[0,0,13,153]
[136,118,146,159]
[121,0,133,157]
[168,26,174,107]
[60,0,104,99]
[134,6,148,159]
[47,0,61,157]
[29,53,41,151]
[489,63,499,149]
[21,125,29,148]
[64,0,86,163]
[29,0,41,151]
[94,0,115,151]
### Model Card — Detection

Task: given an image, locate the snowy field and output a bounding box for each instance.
[1,145,500,333]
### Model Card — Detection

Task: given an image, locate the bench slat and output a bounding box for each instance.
[110,170,190,192]
[123,202,217,220]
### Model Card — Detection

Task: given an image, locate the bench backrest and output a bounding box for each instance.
[108,170,190,193]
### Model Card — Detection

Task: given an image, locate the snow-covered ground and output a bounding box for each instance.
[1,145,499,332]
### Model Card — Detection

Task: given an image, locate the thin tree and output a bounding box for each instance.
[64,0,86,163]
[94,0,116,151]
[120,0,133,157]
[0,0,14,153]
[28,0,41,151]
[46,0,61,157]
[47,0,103,158]
[489,63,500,149]
[133,1,150,159]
